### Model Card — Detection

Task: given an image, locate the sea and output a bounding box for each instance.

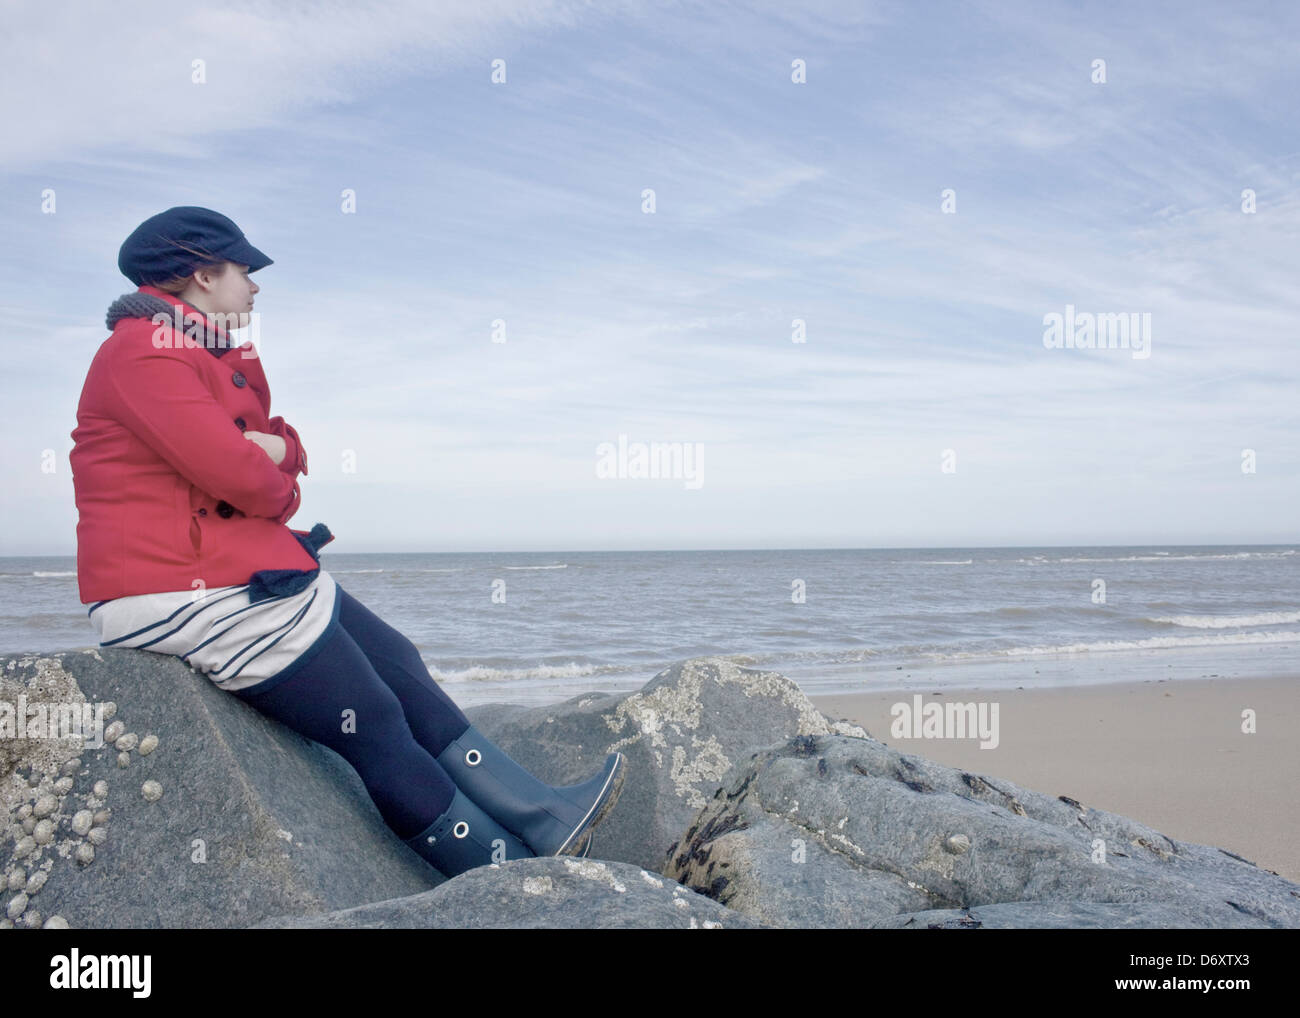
[2,545,1296,707]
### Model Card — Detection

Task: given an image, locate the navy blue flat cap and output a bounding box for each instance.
[118,206,273,285]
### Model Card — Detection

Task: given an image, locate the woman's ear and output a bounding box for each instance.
[192,262,228,293]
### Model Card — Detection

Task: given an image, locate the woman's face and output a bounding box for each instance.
[192,261,259,328]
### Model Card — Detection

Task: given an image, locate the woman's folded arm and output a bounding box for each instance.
[265,415,308,477]
[103,341,299,521]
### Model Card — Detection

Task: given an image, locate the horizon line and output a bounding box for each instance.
[4,540,1297,559]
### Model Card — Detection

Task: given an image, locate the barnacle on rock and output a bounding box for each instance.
[141,780,163,803]
[31,795,57,819]
[6,893,28,920]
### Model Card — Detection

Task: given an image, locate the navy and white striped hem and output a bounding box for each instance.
[88,571,340,693]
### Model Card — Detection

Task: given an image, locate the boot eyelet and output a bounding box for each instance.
[453,821,469,839]
[465,749,482,766]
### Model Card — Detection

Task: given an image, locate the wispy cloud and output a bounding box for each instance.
[3,0,1297,554]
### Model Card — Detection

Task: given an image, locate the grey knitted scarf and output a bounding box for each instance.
[105,292,233,357]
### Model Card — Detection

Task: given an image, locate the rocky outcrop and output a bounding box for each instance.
[2,649,443,929]
[2,650,858,928]
[665,734,1300,929]
[252,857,770,929]
[7,646,1299,930]
[465,657,866,871]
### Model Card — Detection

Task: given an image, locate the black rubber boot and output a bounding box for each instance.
[436,725,625,857]
[404,787,535,877]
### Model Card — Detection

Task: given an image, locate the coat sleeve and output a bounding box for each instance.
[266,416,308,478]
[102,336,301,523]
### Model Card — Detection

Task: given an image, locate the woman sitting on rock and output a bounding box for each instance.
[69,206,624,877]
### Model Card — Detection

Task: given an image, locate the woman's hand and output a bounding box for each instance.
[243,430,288,466]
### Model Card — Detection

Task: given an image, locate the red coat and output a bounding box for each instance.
[70,284,332,604]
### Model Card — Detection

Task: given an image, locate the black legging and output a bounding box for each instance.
[234,585,469,841]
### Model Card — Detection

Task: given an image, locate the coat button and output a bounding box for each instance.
[231,371,247,388]
[234,417,246,430]
[216,501,235,518]
[197,507,208,517]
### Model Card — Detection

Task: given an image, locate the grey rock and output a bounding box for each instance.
[466,656,866,871]
[666,734,1300,929]
[250,857,770,929]
[6,649,845,927]
[1,649,445,928]
[877,902,1234,929]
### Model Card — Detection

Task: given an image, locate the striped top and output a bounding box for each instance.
[87,569,340,694]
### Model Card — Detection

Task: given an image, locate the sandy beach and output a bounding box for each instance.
[812,675,1300,884]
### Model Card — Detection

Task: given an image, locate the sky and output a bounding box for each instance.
[2,0,1297,553]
